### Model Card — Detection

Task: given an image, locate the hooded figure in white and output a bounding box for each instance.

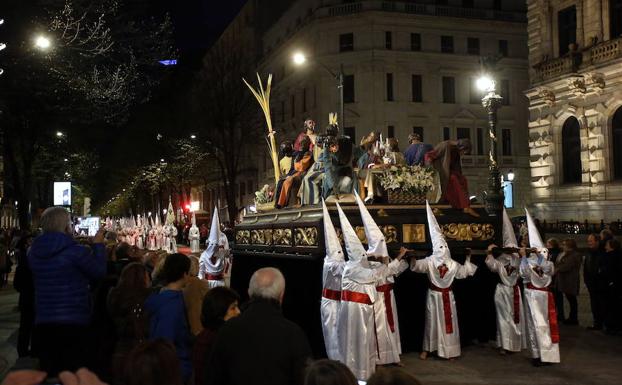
[520,209,560,364]
[320,200,345,361]
[148,217,157,251]
[189,212,201,253]
[199,208,230,288]
[136,215,145,250]
[164,201,178,253]
[410,201,477,359]
[354,192,408,365]
[485,208,526,353]
[336,202,405,381]
[155,214,164,250]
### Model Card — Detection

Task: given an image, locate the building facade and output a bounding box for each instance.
[525,0,622,221]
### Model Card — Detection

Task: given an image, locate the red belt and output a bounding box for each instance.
[376,284,395,333]
[206,273,224,281]
[429,283,453,334]
[341,290,372,305]
[513,284,520,324]
[526,283,559,343]
[322,288,341,301]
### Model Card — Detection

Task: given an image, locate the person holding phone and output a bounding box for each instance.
[28,207,107,377]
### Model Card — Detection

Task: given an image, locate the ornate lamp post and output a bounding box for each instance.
[477,74,504,215]
[292,52,344,128]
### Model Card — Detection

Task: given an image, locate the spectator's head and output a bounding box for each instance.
[546,238,560,250]
[303,359,358,385]
[408,133,422,144]
[117,262,150,290]
[367,367,422,385]
[40,207,72,235]
[563,238,577,252]
[587,233,599,249]
[388,138,400,152]
[605,238,620,253]
[201,286,240,331]
[116,242,132,260]
[248,267,286,303]
[162,253,191,286]
[105,231,118,242]
[123,339,183,385]
[600,229,613,242]
[188,255,200,277]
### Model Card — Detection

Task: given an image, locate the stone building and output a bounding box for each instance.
[202,0,533,216]
[525,0,622,221]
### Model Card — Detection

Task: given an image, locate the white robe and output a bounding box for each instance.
[320,258,345,361]
[520,256,560,363]
[189,226,201,253]
[485,255,526,352]
[411,256,477,358]
[372,259,409,365]
[338,258,403,381]
[147,230,156,251]
[169,225,178,253]
[199,247,227,288]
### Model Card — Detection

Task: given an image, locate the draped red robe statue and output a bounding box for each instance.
[425,140,470,209]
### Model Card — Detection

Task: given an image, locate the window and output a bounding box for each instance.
[386,73,394,101]
[558,6,577,56]
[443,127,451,141]
[612,107,622,179]
[493,0,502,10]
[611,0,622,38]
[412,75,422,102]
[291,94,296,117]
[499,40,509,57]
[388,125,395,138]
[561,117,582,184]
[442,76,455,103]
[344,75,355,103]
[302,88,307,112]
[476,127,484,155]
[411,33,421,51]
[344,126,356,143]
[499,79,510,105]
[413,126,424,141]
[441,36,454,53]
[457,127,470,141]
[385,31,392,49]
[502,129,512,156]
[467,38,480,55]
[469,78,481,104]
[340,33,354,52]
[463,0,474,7]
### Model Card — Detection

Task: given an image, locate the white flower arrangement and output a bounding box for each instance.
[378,165,436,195]
[254,184,274,204]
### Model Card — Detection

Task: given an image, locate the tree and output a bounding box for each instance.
[0,0,172,228]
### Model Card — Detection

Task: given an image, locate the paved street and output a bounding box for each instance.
[1,282,621,384]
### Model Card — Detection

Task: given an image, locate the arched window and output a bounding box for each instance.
[561,117,582,184]
[612,107,622,179]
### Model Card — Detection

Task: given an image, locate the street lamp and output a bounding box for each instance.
[507,169,515,182]
[477,72,504,215]
[34,35,52,50]
[292,51,345,129]
[56,131,64,138]
[190,134,197,139]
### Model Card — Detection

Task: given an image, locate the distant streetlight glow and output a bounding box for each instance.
[293,52,307,66]
[190,134,196,139]
[507,170,515,182]
[160,158,165,163]
[476,75,495,92]
[63,158,68,162]
[56,131,64,138]
[34,35,51,50]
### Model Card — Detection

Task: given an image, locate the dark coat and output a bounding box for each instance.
[555,250,582,295]
[28,232,106,325]
[583,247,601,287]
[205,298,312,385]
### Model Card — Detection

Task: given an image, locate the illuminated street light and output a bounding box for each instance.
[476,75,495,93]
[292,52,307,65]
[507,170,515,182]
[190,134,197,139]
[56,131,64,138]
[34,35,52,50]
[63,158,68,162]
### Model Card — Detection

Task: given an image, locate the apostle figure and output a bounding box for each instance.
[276,135,314,208]
[486,208,526,354]
[410,201,477,360]
[300,116,335,205]
[279,141,294,176]
[425,139,479,217]
[404,133,433,166]
[199,207,229,288]
[189,212,201,253]
[520,209,560,366]
[354,191,408,365]
[335,202,406,380]
[320,200,345,361]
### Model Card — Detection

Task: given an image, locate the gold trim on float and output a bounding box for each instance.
[294,227,319,247]
[441,223,495,241]
[403,224,427,243]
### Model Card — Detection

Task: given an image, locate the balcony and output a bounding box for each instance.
[587,37,622,65]
[319,1,526,23]
[533,56,577,83]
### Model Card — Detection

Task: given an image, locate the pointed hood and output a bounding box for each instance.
[191,212,197,227]
[336,202,368,265]
[426,201,451,267]
[500,208,518,263]
[166,200,175,225]
[155,214,160,227]
[322,200,344,261]
[149,216,154,228]
[525,208,548,259]
[208,207,221,246]
[354,191,388,257]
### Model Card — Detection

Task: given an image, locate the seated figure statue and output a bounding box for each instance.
[276,135,314,208]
